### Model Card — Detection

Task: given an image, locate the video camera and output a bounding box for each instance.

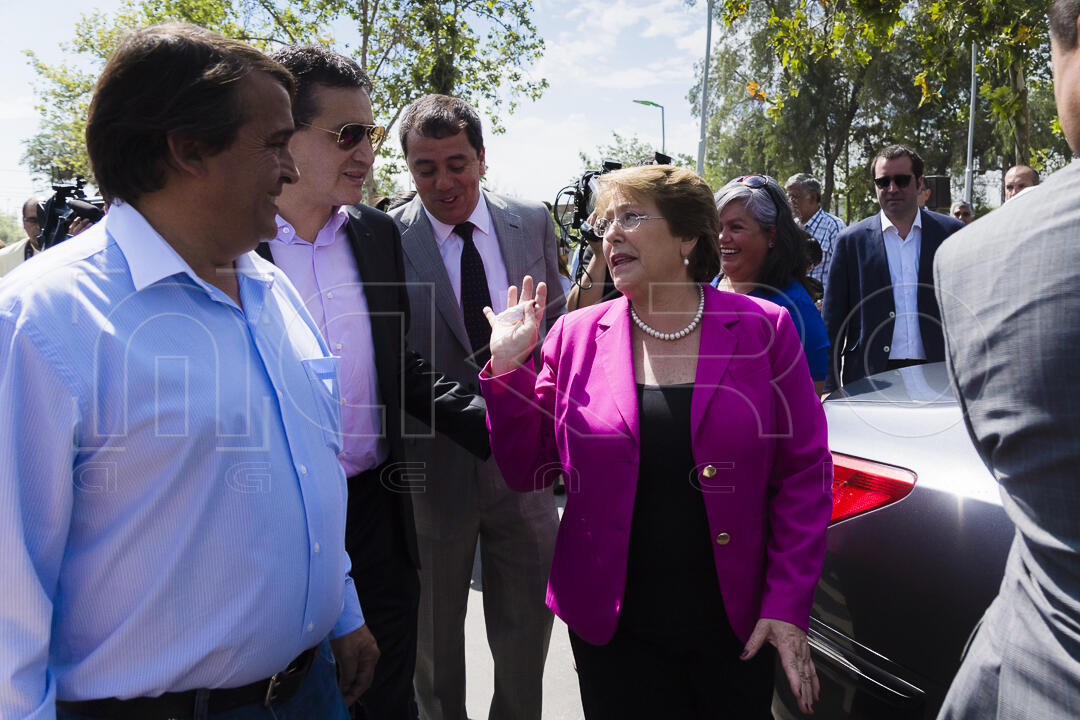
[36,177,106,251]
[553,151,672,293]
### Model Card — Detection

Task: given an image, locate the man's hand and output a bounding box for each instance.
[68,217,95,236]
[330,624,380,706]
[742,617,819,715]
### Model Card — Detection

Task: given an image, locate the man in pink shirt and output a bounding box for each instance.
[259,46,490,720]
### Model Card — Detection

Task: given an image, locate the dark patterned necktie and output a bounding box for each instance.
[456,222,492,368]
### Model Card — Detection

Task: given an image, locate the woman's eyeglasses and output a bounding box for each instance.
[592,212,664,237]
[873,173,914,189]
[301,122,387,151]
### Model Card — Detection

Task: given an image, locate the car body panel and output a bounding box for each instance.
[773,364,1014,719]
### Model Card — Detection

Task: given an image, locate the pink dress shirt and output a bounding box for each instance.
[270,210,386,477]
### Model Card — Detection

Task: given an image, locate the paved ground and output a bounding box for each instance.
[462,497,584,720]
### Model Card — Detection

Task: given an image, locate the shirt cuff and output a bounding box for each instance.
[331,574,365,638]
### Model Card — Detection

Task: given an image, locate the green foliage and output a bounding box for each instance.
[0,213,24,248]
[699,0,1068,216]
[22,0,548,199]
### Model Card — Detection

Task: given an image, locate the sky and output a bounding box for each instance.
[0,0,713,217]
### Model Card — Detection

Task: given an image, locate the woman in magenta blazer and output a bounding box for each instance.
[481,166,831,718]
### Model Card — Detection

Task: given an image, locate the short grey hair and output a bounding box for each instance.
[715,179,779,230]
[785,173,821,201]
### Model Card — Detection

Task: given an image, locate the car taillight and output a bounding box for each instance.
[829,453,916,525]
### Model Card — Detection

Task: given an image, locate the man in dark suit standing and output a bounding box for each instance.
[933,3,1080,716]
[263,46,489,720]
[389,95,564,720]
[822,144,964,392]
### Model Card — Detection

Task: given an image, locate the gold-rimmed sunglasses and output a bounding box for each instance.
[301,122,387,151]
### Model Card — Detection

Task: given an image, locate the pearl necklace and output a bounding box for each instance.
[629,285,705,341]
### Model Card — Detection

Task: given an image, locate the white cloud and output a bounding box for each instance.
[0,96,37,122]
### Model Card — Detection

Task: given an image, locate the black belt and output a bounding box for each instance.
[56,645,317,719]
[886,358,928,370]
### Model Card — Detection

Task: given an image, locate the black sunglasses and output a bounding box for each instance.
[874,173,914,189]
[734,174,781,212]
[735,174,769,189]
[302,122,387,151]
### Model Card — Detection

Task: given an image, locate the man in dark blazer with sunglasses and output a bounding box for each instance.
[822,144,964,392]
[261,46,489,720]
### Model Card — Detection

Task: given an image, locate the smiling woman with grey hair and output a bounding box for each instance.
[714,174,830,393]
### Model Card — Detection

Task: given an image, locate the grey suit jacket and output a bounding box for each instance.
[934,160,1080,713]
[390,190,566,538]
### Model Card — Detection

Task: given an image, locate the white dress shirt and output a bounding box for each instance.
[422,194,510,315]
[880,209,926,360]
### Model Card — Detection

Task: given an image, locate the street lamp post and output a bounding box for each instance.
[633,99,665,154]
[697,0,714,176]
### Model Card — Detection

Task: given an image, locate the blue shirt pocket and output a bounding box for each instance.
[301,356,343,454]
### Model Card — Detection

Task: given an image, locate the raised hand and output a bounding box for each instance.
[483,275,547,376]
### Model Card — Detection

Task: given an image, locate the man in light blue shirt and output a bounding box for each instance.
[0,24,377,720]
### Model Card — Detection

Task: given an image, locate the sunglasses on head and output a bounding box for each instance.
[874,173,914,189]
[302,122,387,151]
[735,174,769,189]
[733,174,781,212]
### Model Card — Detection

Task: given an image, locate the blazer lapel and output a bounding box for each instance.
[398,199,473,355]
[487,192,527,285]
[691,287,740,440]
[342,212,399,408]
[868,220,895,311]
[595,297,639,445]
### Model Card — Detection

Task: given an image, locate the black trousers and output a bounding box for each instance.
[569,625,776,720]
[346,464,421,720]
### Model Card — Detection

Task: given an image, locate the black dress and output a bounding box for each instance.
[569,383,775,720]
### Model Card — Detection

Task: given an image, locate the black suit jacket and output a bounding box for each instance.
[822,208,964,392]
[258,203,490,567]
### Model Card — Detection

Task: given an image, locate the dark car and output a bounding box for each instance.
[773,363,1015,719]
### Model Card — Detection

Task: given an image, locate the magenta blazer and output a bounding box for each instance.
[480,285,832,646]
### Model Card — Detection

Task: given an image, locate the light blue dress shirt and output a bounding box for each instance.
[0,202,363,719]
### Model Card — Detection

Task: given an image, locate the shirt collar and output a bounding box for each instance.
[273,207,348,247]
[879,207,923,237]
[423,192,493,247]
[107,201,272,293]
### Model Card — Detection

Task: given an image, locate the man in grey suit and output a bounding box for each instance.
[389,94,563,720]
[933,3,1080,716]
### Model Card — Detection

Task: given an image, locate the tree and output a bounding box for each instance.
[23,0,548,199]
[577,131,694,174]
[696,0,1068,216]
[0,213,23,248]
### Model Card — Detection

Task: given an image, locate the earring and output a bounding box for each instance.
[683,257,689,265]
[768,242,775,248]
